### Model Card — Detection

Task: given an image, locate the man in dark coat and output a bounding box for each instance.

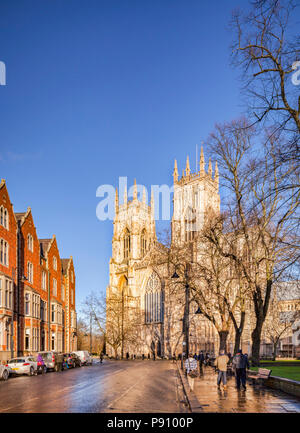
[232,349,250,390]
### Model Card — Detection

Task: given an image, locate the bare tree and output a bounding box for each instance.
[263,296,300,360]
[207,118,299,365]
[106,291,142,358]
[197,219,249,354]
[231,0,300,140]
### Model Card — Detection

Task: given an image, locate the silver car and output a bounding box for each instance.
[0,365,10,380]
[7,357,37,376]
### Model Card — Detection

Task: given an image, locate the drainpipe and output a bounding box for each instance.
[48,270,50,350]
[11,268,15,359]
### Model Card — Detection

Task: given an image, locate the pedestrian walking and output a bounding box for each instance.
[126,352,129,360]
[147,353,150,360]
[142,353,145,360]
[232,349,250,391]
[153,352,156,361]
[100,352,104,364]
[198,351,205,369]
[215,350,229,390]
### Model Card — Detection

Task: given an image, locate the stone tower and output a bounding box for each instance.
[108,180,156,299]
[171,147,220,245]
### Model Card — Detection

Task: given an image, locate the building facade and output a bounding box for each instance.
[0,179,77,363]
[106,150,300,359]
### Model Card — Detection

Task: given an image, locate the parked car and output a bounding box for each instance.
[7,357,37,376]
[38,351,64,372]
[73,350,93,365]
[0,364,10,380]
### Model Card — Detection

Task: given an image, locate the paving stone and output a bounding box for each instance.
[192,366,300,413]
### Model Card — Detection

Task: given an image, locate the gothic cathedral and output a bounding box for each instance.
[106,148,225,358]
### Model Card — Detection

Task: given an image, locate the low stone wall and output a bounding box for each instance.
[247,370,300,398]
[265,376,300,398]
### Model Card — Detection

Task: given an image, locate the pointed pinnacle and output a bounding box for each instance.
[200,146,205,174]
[173,159,178,182]
[133,179,137,200]
[185,156,191,176]
[123,185,127,204]
[115,188,119,212]
[214,161,219,185]
[208,158,212,177]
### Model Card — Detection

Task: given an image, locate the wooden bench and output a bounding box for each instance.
[248,368,272,385]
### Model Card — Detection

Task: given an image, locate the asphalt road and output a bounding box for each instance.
[0,360,188,413]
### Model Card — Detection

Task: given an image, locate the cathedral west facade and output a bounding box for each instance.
[106,149,300,359]
[106,149,223,358]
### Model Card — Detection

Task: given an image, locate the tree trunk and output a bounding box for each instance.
[234,330,241,356]
[272,342,277,361]
[233,311,246,355]
[251,323,263,366]
[113,347,118,359]
[218,330,229,352]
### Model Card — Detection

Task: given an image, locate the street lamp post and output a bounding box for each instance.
[172,264,191,369]
[89,312,93,354]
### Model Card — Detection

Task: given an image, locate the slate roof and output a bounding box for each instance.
[14,212,26,222]
[39,239,52,257]
[61,258,70,275]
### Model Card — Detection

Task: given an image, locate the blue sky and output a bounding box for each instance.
[0,0,245,308]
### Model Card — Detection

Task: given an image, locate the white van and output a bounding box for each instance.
[73,351,92,366]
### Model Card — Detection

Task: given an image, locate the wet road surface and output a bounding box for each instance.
[0,360,188,413]
[193,366,300,413]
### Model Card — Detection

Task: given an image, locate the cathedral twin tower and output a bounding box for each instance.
[106,147,220,357]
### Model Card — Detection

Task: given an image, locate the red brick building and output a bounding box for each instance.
[0,180,18,362]
[0,180,77,362]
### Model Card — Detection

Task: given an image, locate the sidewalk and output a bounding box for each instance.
[192,366,300,413]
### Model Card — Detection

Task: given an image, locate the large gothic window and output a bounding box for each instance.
[124,229,130,259]
[184,207,196,242]
[141,229,147,257]
[145,272,163,323]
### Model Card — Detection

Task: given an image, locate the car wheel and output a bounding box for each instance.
[29,366,34,376]
[2,369,9,381]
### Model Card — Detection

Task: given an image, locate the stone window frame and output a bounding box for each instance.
[144,272,163,324]
[123,228,131,259]
[25,292,31,316]
[0,206,9,230]
[53,277,57,297]
[27,261,33,284]
[42,270,47,291]
[25,328,30,351]
[27,234,33,252]
[51,303,56,323]
[140,228,147,257]
[0,238,9,267]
